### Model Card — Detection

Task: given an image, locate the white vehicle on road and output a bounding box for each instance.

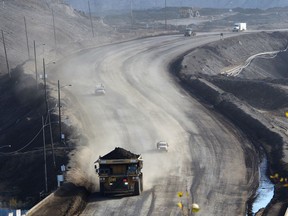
[184,28,196,36]
[156,141,169,152]
[232,23,246,32]
[95,83,105,95]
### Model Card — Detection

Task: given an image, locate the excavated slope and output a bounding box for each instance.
[175,31,288,216]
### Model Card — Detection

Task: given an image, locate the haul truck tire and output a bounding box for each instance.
[134,180,141,195]
[140,173,143,192]
[100,183,105,196]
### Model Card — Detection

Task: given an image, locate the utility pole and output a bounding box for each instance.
[1,30,10,78]
[48,110,56,168]
[43,58,48,114]
[93,0,97,13]
[130,0,133,29]
[52,9,57,50]
[88,1,94,37]
[24,16,30,59]
[42,116,48,193]
[34,40,38,88]
[58,80,62,143]
[165,0,167,30]
[57,81,71,143]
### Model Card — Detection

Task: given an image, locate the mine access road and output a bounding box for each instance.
[48,33,257,215]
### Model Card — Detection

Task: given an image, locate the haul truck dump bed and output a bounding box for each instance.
[95,147,143,196]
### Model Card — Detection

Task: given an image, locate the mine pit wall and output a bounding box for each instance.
[180,31,288,78]
[182,76,285,171]
[170,32,288,216]
[177,76,288,216]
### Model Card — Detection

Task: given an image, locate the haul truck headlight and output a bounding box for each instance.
[123,178,129,185]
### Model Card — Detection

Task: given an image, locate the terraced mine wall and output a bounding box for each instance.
[171,31,288,216]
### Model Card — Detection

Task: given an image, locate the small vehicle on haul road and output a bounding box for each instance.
[156,141,169,152]
[184,28,196,36]
[232,23,247,32]
[95,147,143,196]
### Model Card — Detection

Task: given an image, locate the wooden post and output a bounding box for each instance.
[52,9,57,50]
[24,16,30,59]
[88,1,94,37]
[1,30,10,77]
[42,116,48,193]
[34,40,38,88]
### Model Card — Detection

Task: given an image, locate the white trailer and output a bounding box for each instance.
[232,23,247,32]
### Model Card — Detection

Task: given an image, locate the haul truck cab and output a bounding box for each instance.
[95,147,143,196]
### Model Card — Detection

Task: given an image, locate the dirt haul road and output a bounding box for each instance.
[47,34,258,215]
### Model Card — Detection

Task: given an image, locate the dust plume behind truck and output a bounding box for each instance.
[94,147,143,196]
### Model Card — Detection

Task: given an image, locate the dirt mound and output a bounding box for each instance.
[101,147,140,159]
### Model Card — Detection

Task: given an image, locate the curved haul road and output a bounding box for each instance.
[49,34,257,215]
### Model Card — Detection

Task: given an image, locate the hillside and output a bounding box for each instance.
[1,0,288,215]
[65,0,288,12]
[0,0,173,209]
[0,0,113,209]
[0,0,115,72]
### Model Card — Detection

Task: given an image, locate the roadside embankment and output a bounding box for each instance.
[26,183,89,216]
[177,75,288,216]
[172,31,288,216]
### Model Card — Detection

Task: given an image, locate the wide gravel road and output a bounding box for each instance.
[49,34,257,215]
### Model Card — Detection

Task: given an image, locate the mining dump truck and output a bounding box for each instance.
[95,147,143,196]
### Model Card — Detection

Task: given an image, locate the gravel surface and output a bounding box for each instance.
[1,1,288,215]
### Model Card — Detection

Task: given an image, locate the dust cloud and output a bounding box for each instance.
[56,45,193,194]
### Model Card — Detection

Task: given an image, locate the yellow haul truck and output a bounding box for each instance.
[95,147,143,196]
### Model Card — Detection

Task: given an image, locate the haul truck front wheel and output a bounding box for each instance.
[134,179,141,195]
[140,174,143,192]
[100,183,105,196]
